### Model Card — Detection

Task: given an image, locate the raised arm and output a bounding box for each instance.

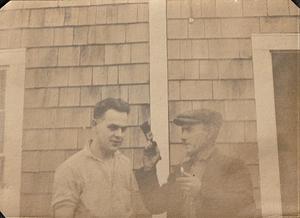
[134,145,183,215]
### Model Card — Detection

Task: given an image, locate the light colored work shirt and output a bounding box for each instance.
[52,144,139,218]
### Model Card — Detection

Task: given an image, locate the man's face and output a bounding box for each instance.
[181,123,210,156]
[93,109,128,154]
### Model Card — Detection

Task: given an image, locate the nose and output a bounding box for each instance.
[114,128,123,138]
[181,131,187,143]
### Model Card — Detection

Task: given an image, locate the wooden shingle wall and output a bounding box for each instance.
[167,0,299,214]
[1,0,149,216]
[0,0,299,216]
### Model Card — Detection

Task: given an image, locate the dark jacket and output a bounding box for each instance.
[135,149,257,218]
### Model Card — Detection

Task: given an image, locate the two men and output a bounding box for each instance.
[52,98,256,217]
[136,109,257,218]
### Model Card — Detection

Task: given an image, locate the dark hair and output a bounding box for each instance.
[93,98,130,119]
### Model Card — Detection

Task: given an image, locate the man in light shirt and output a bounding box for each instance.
[52,98,151,218]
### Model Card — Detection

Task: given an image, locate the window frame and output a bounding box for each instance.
[0,48,25,216]
[252,33,300,217]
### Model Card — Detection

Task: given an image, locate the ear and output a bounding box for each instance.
[91,119,97,127]
[206,126,214,140]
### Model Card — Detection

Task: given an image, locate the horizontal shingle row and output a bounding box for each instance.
[25,43,149,67]
[0,3,149,29]
[167,0,299,18]
[4,0,149,10]
[0,23,149,48]
[168,59,253,80]
[24,85,149,107]
[169,79,255,100]
[168,39,252,59]
[168,17,298,39]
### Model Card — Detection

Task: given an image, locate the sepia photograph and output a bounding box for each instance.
[0,0,299,217]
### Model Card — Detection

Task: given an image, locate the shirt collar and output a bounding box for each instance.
[197,146,215,161]
[84,140,121,163]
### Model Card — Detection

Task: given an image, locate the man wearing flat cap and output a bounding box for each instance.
[135,109,257,218]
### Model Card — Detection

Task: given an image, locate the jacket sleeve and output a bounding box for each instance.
[218,160,257,218]
[134,167,183,215]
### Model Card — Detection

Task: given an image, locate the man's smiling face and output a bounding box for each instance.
[93,109,128,155]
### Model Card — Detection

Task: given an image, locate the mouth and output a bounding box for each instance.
[184,143,194,151]
[183,142,191,147]
[110,140,122,147]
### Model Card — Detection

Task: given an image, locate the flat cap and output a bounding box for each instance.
[173,109,223,128]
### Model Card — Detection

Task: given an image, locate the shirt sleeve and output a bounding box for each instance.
[51,164,82,209]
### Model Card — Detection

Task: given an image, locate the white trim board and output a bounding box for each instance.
[0,48,26,216]
[149,0,169,184]
[252,34,300,217]
[149,0,169,217]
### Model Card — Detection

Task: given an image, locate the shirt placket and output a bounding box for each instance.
[109,158,117,216]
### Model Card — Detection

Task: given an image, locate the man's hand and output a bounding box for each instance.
[143,141,161,171]
[176,171,201,197]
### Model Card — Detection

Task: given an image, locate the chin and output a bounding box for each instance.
[186,151,195,157]
[110,144,121,151]
[185,145,194,153]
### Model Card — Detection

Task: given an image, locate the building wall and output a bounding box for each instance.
[0,0,299,217]
[166,0,299,214]
[1,0,150,216]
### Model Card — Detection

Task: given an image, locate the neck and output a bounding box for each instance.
[90,140,114,160]
[196,143,215,160]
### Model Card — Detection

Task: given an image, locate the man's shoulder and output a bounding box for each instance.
[210,150,248,175]
[55,149,87,173]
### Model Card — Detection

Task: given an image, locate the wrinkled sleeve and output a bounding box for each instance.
[134,167,182,215]
[51,164,82,209]
[130,170,151,217]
